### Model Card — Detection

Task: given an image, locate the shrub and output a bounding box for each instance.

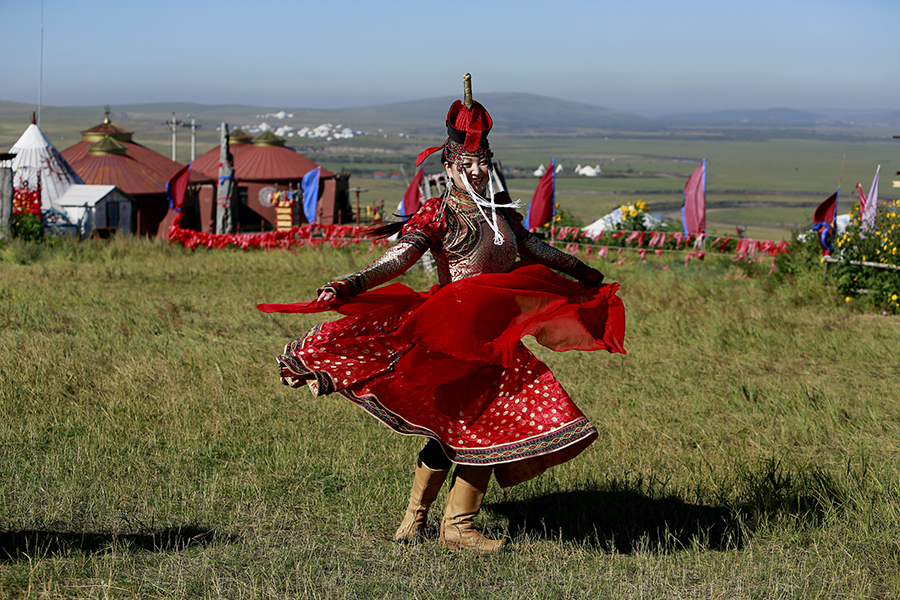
[831,200,900,313]
[11,212,44,242]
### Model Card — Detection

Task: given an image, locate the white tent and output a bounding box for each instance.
[575,164,601,177]
[56,184,134,237]
[533,164,546,177]
[3,122,83,211]
[583,207,665,239]
[583,210,624,238]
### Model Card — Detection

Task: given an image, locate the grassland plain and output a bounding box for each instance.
[3,102,896,241]
[312,135,897,240]
[1,236,899,599]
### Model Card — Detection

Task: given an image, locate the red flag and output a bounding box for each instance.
[814,191,837,225]
[854,182,867,216]
[813,190,838,255]
[681,159,706,235]
[402,167,424,216]
[166,163,191,212]
[526,158,555,230]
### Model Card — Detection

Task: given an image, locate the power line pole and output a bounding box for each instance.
[187,115,200,162]
[164,113,182,161]
[38,0,44,127]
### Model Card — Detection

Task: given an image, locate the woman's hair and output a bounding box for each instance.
[365,219,407,239]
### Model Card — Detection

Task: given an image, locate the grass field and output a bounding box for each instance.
[1,236,899,598]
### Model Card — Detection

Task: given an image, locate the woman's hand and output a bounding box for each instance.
[581,267,604,286]
[315,289,337,308]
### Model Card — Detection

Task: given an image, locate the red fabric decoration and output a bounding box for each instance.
[814,191,838,224]
[166,163,191,212]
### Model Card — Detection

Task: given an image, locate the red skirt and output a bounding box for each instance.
[259,263,626,487]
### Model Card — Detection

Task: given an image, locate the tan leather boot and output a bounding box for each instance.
[439,464,505,553]
[393,459,449,544]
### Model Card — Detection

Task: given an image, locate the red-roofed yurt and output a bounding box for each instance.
[61,119,211,237]
[189,129,351,233]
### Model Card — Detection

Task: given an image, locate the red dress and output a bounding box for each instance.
[260,191,626,487]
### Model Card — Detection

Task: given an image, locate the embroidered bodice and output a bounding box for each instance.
[325,188,594,297]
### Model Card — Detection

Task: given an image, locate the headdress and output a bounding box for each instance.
[416,73,494,167]
[417,74,520,245]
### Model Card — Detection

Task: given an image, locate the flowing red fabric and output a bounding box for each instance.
[258,263,625,365]
[260,263,625,487]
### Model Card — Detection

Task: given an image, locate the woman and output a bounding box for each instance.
[260,76,625,553]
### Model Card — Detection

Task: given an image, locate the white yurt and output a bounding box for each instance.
[3,116,83,211]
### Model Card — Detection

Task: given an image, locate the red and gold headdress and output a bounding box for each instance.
[416,73,494,167]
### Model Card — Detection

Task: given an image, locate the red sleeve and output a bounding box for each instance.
[324,198,447,297]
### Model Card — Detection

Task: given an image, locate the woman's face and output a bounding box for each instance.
[445,155,491,195]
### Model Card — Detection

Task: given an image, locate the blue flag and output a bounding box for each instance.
[301,167,320,224]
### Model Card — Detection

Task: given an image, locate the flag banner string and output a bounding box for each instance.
[166,214,789,267]
[166,213,390,251]
[543,227,789,257]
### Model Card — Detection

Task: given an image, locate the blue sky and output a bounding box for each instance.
[3,0,898,115]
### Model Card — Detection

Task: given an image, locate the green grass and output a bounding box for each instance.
[1,235,899,598]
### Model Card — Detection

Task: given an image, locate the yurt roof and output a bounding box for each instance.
[66,151,181,196]
[80,119,133,143]
[191,139,333,183]
[62,135,210,195]
[5,122,83,210]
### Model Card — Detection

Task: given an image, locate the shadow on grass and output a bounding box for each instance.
[489,488,746,553]
[488,460,844,553]
[0,525,227,562]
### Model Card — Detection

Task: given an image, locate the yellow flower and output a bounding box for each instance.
[620,205,628,213]
[629,209,639,217]
[892,294,898,301]
[845,296,851,303]
[636,199,647,210]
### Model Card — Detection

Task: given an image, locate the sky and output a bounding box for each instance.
[2,0,898,116]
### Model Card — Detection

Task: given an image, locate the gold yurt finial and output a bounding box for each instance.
[463,73,473,110]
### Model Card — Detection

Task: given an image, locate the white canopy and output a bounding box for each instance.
[3,123,83,211]
[583,207,665,239]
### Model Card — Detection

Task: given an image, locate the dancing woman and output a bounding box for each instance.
[260,75,626,553]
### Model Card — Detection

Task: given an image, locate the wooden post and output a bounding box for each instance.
[0,166,12,239]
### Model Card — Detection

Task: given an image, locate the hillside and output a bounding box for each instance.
[0,93,654,148]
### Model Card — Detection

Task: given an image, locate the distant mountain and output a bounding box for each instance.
[344,93,656,132]
[659,108,824,126]
[657,107,900,128]
[0,93,655,136]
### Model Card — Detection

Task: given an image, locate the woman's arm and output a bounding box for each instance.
[316,199,447,304]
